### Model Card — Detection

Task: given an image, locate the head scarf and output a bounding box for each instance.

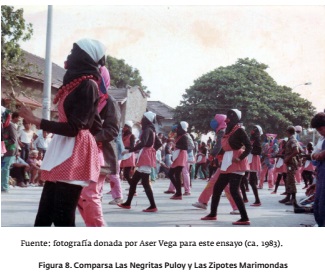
[254,125,263,136]
[63,39,106,84]
[295,125,302,133]
[99,66,110,94]
[229,109,241,120]
[180,121,189,131]
[175,121,188,136]
[210,114,227,133]
[125,120,133,129]
[97,66,110,113]
[143,111,156,123]
[76,39,106,63]
[141,111,156,132]
[226,109,241,133]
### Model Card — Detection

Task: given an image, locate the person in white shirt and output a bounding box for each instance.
[18,120,35,161]
[33,130,52,155]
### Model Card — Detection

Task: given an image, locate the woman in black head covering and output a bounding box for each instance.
[120,121,136,188]
[118,111,162,212]
[19,38,106,226]
[245,125,263,206]
[201,109,252,225]
[301,142,316,189]
[168,121,189,199]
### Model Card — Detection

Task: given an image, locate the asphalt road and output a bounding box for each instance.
[1,178,315,227]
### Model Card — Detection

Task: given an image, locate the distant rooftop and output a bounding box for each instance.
[147,100,174,119]
[21,50,65,89]
[108,88,128,104]
[2,92,42,109]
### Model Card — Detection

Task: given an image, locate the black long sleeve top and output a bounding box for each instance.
[123,131,135,150]
[250,135,262,155]
[221,128,252,160]
[95,96,120,143]
[129,126,155,152]
[94,95,121,172]
[40,80,102,137]
[175,134,188,150]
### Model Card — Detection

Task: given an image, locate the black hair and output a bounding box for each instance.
[11,112,20,119]
[286,126,296,135]
[311,112,325,129]
[307,142,314,150]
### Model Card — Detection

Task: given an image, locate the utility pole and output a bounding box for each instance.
[42,5,53,120]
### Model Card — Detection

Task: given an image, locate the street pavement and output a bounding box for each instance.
[1,178,315,227]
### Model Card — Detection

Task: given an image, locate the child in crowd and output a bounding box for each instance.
[27,150,42,186]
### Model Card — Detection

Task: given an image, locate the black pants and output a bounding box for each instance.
[274,173,287,193]
[209,166,218,179]
[124,170,156,208]
[20,142,30,162]
[301,170,314,187]
[247,172,261,204]
[34,181,82,227]
[10,166,25,184]
[169,166,183,196]
[123,167,133,186]
[240,173,249,201]
[195,163,207,179]
[210,173,249,220]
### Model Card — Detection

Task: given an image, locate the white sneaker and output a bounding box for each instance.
[108,198,123,205]
[230,209,240,215]
[192,202,207,210]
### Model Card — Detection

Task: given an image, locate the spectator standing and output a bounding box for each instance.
[310,112,325,227]
[18,120,35,162]
[1,109,18,192]
[279,126,299,205]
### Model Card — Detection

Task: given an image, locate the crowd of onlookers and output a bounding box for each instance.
[1,109,52,189]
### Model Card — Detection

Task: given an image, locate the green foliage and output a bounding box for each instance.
[106,55,149,93]
[174,58,316,136]
[1,5,34,87]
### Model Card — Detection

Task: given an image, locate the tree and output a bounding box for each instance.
[1,6,34,88]
[106,55,149,93]
[173,58,316,137]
